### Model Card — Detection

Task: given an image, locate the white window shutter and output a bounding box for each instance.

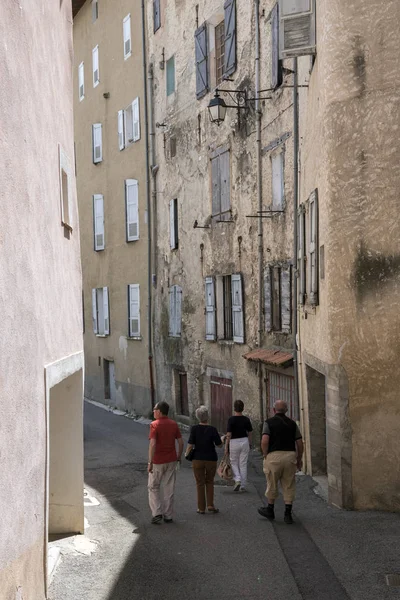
[92,123,102,163]
[278,0,316,59]
[132,98,140,142]
[125,179,139,241]
[118,110,125,150]
[91,0,98,22]
[78,62,85,101]
[169,287,175,335]
[297,205,306,305]
[309,189,319,305]
[103,286,110,335]
[92,288,98,333]
[271,151,284,210]
[93,194,105,250]
[231,273,244,343]
[92,45,99,86]
[281,264,292,332]
[205,277,216,341]
[123,14,132,59]
[264,267,272,332]
[128,284,140,337]
[176,286,182,336]
[169,200,176,249]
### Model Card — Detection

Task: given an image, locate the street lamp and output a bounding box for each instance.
[207,90,227,125]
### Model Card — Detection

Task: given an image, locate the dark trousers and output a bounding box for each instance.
[192,460,217,511]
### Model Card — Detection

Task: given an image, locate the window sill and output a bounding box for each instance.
[127,336,142,341]
[169,335,181,339]
[96,334,108,338]
[217,339,235,346]
[62,222,73,232]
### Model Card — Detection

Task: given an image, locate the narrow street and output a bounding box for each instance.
[49,403,400,600]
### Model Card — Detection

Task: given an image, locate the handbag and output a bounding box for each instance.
[185,447,195,461]
[217,453,233,481]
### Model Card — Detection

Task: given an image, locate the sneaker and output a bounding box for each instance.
[284,512,294,524]
[239,487,247,492]
[258,505,275,520]
[151,514,162,524]
[234,481,241,492]
[163,517,173,523]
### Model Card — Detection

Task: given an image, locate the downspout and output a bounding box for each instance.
[141,0,155,409]
[292,57,299,418]
[255,0,264,428]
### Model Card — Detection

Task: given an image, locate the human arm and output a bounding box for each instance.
[261,434,269,457]
[148,438,156,473]
[214,428,223,448]
[177,436,184,461]
[295,438,304,471]
[247,417,253,448]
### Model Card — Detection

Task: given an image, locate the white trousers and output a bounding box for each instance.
[229,437,250,487]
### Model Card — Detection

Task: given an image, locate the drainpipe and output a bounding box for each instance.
[255,0,264,428]
[292,57,299,418]
[141,0,155,409]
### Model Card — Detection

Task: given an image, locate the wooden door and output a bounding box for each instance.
[210,377,233,434]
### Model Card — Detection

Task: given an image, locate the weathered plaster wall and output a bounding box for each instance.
[299,0,400,509]
[0,0,83,595]
[74,0,151,415]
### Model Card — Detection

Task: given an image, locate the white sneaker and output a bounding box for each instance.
[234,481,241,492]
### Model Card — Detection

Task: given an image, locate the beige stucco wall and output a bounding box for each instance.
[299,0,400,510]
[74,0,151,415]
[0,0,84,596]
[147,0,301,431]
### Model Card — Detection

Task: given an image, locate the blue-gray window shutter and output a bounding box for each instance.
[281,264,292,333]
[224,0,236,77]
[271,3,282,89]
[153,0,161,32]
[264,267,272,332]
[195,23,208,99]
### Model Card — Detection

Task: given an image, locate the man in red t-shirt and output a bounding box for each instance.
[148,401,183,524]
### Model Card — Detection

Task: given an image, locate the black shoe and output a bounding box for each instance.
[163,517,173,523]
[258,506,275,520]
[151,514,162,524]
[284,512,294,524]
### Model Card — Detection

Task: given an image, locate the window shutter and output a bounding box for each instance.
[128,284,140,337]
[92,288,98,333]
[92,45,99,86]
[123,15,132,59]
[205,277,216,341]
[309,189,319,305]
[271,4,283,89]
[278,0,316,59]
[176,286,182,336]
[132,98,140,141]
[169,286,175,336]
[93,194,105,251]
[118,110,125,150]
[264,266,272,332]
[271,151,284,209]
[211,155,221,217]
[170,200,176,249]
[224,0,236,77]
[219,150,231,218]
[125,179,139,241]
[195,23,208,99]
[281,264,292,332]
[231,273,244,343]
[153,0,161,32]
[78,62,85,101]
[92,123,102,164]
[92,0,98,22]
[103,287,109,335]
[297,205,306,305]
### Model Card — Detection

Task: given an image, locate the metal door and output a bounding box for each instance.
[210,377,233,433]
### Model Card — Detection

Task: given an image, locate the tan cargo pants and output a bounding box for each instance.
[148,461,177,519]
[263,451,297,503]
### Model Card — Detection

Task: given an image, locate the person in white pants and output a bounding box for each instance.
[225,400,253,492]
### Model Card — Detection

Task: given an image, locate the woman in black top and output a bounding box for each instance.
[225,400,253,492]
[186,405,223,514]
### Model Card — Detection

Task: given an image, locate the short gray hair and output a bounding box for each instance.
[274,399,288,414]
[195,405,209,423]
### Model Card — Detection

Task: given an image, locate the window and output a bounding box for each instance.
[123,14,132,60]
[93,194,104,251]
[92,287,109,335]
[308,189,319,305]
[153,0,161,33]
[92,0,98,22]
[128,284,140,337]
[264,264,291,333]
[297,205,306,305]
[176,372,189,416]
[267,371,298,420]
[211,147,230,221]
[271,149,284,210]
[170,198,178,249]
[118,110,125,150]
[92,45,99,87]
[212,273,244,343]
[170,136,177,158]
[271,4,283,88]
[205,277,216,341]
[92,123,102,164]
[169,285,182,337]
[125,179,139,241]
[278,0,316,58]
[166,55,175,96]
[124,98,140,145]
[78,62,85,101]
[59,145,72,231]
[215,21,225,85]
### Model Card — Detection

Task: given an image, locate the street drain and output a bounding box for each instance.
[386,574,400,586]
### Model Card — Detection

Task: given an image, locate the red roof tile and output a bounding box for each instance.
[243,348,293,368]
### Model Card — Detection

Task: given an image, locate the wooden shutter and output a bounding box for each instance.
[281,264,292,332]
[92,45,99,86]
[224,0,236,77]
[153,0,161,32]
[93,194,105,251]
[170,199,178,249]
[92,123,102,164]
[132,98,140,141]
[264,266,272,332]
[176,285,182,336]
[309,189,319,305]
[231,273,244,343]
[297,205,306,305]
[169,286,175,336]
[211,155,221,217]
[78,62,84,100]
[271,151,284,209]
[118,110,125,150]
[123,14,131,59]
[125,179,139,241]
[92,288,98,333]
[219,150,231,219]
[278,0,316,58]
[205,277,216,341]
[128,284,140,337]
[103,287,109,335]
[271,4,283,89]
[195,23,208,99]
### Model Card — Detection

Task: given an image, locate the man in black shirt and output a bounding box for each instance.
[258,400,303,524]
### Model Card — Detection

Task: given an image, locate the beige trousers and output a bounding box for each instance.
[263,451,297,503]
[148,461,177,518]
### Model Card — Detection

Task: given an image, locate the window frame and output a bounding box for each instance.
[93,194,105,251]
[78,62,85,101]
[170,198,178,250]
[125,178,139,242]
[59,145,72,232]
[169,285,182,338]
[153,0,161,33]
[123,14,132,60]
[166,55,176,97]
[92,45,99,87]
[271,147,285,210]
[91,0,98,22]
[92,123,103,164]
[92,287,110,336]
[215,20,225,86]
[128,284,141,338]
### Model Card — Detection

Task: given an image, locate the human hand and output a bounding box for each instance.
[296,459,303,472]
[148,462,153,474]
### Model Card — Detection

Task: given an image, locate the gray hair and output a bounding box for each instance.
[274,399,288,414]
[195,405,209,423]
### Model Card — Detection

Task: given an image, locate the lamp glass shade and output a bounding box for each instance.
[208,95,227,124]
